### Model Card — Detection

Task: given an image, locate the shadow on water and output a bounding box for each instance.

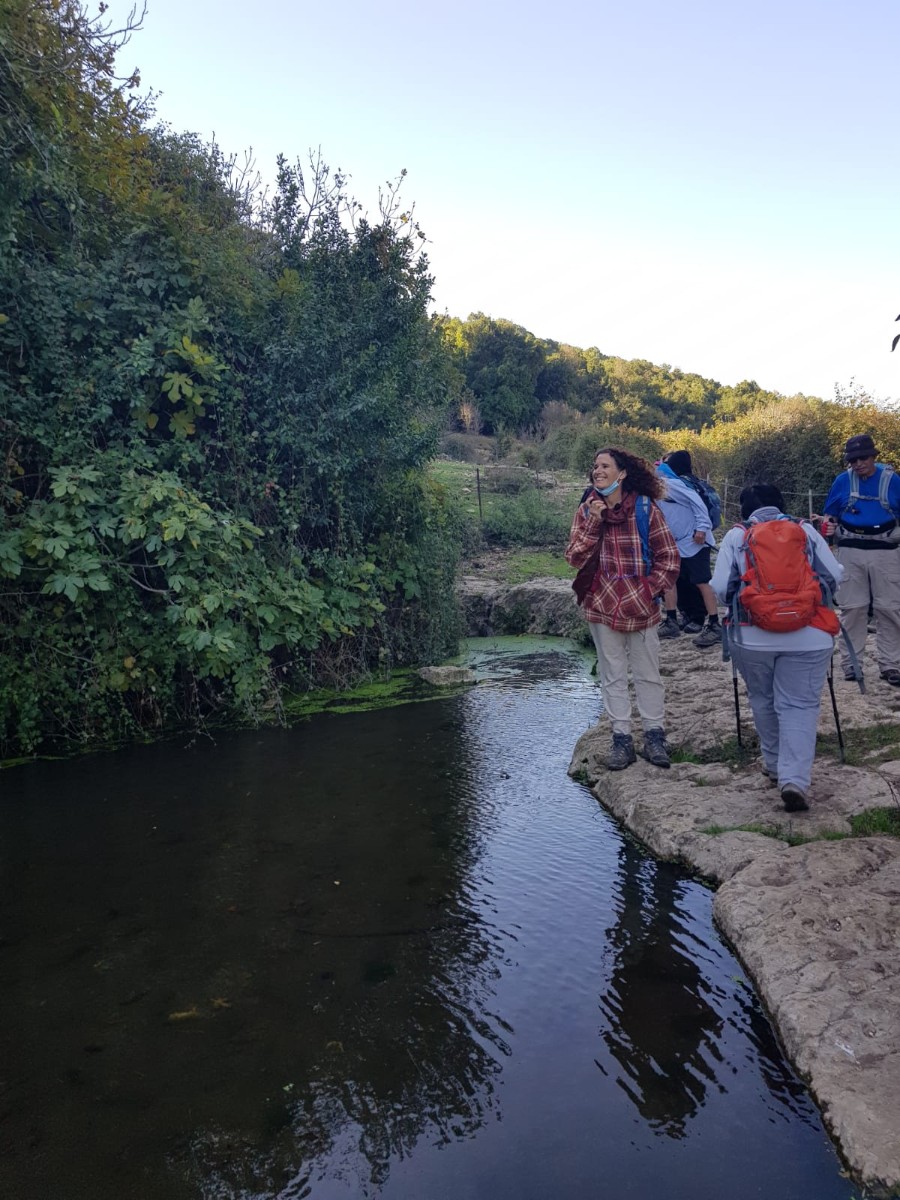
[0,638,854,1200]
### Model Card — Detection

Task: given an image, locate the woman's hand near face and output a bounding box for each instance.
[587,494,607,519]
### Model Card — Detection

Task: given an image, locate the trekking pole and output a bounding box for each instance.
[826,655,845,764]
[722,625,743,749]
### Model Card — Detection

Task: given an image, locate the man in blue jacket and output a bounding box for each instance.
[821,433,900,685]
[656,457,720,648]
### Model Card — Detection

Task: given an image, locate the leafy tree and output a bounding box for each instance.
[442,314,545,433]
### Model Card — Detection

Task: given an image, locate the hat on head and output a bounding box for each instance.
[844,434,877,460]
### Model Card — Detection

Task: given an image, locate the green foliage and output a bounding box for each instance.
[542,422,668,475]
[437,311,796,438]
[441,432,483,462]
[480,488,571,547]
[694,393,900,517]
[0,1,460,754]
[848,808,900,838]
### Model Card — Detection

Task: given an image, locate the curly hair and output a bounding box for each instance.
[594,447,666,501]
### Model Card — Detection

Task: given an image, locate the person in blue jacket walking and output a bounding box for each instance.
[655,458,720,648]
[819,434,900,686]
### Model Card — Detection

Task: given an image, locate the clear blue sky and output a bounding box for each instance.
[106,0,900,402]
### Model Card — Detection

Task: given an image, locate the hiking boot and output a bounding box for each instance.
[658,616,681,639]
[761,766,778,788]
[880,668,900,687]
[693,622,723,648]
[781,784,809,812]
[642,728,671,769]
[680,619,703,634]
[843,667,858,682]
[606,732,636,771]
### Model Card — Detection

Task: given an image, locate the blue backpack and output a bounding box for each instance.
[684,473,722,530]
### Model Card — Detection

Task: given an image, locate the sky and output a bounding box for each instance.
[103,0,900,402]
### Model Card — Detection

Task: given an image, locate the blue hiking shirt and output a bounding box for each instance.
[822,463,900,528]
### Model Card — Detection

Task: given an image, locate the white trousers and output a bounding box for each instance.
[835,546,900,673]
[588,621,666,736]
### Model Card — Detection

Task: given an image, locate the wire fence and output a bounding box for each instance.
[457,463,831,529]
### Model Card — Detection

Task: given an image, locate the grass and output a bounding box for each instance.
[699,822,850,847]
[816,721,900,767]
[849,807,900,837]
[429,458,583,550]
[500,551,574,584]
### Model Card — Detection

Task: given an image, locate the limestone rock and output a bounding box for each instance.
[491,577,585,638]
[457,574,586,640]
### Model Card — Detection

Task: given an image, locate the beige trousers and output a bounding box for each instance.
[588,621,666,735]
[835,546,900,673]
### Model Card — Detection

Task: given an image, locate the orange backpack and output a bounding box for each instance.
[736,518,840,635]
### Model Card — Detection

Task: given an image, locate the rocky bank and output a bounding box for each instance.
[459,574,900,1198]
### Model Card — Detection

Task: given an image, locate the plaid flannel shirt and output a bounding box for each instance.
[565,493,680,632]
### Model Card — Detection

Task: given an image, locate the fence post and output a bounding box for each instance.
[808,489,814,520]
[476,467,483,523]
[722,478,729,519]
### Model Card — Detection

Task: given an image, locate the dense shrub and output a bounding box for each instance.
[440,433,483,462]
[0,0,459,754]
[480,489,572,546]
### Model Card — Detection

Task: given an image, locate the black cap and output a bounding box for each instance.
[844,434,877,460]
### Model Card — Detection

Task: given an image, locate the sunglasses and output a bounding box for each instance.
[846,454,873,464]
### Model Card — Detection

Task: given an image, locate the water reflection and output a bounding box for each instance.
[596,840,724,1135]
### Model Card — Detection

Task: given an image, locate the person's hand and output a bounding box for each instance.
[692,530,707,545]
[815,515,837,537]
[587,495,607,519]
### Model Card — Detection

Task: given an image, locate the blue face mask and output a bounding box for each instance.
[595,476,624,496]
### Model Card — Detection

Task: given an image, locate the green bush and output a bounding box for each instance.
[0,0,461,754]
[480,488,571,547]
[440,433,482,462]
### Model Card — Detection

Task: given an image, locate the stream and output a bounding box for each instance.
[0,638,854,1199]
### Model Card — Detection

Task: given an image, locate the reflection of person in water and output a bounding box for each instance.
[596,839,723,1136]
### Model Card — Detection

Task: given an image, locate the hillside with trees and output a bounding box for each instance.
[438,313,794,435]
[437,314,900,504]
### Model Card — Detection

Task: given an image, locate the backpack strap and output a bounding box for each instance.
[846,467,861,506]
[845,464,896,516]
[878,464,895,513]
[635,495,652,573]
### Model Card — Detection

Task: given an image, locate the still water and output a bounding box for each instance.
[0,639,853,1200]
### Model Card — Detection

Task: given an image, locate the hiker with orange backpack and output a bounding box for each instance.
[710,484,844,813]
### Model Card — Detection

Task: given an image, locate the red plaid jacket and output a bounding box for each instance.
[565,491,680,632]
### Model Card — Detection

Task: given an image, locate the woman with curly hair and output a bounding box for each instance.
[566,446,680,770]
